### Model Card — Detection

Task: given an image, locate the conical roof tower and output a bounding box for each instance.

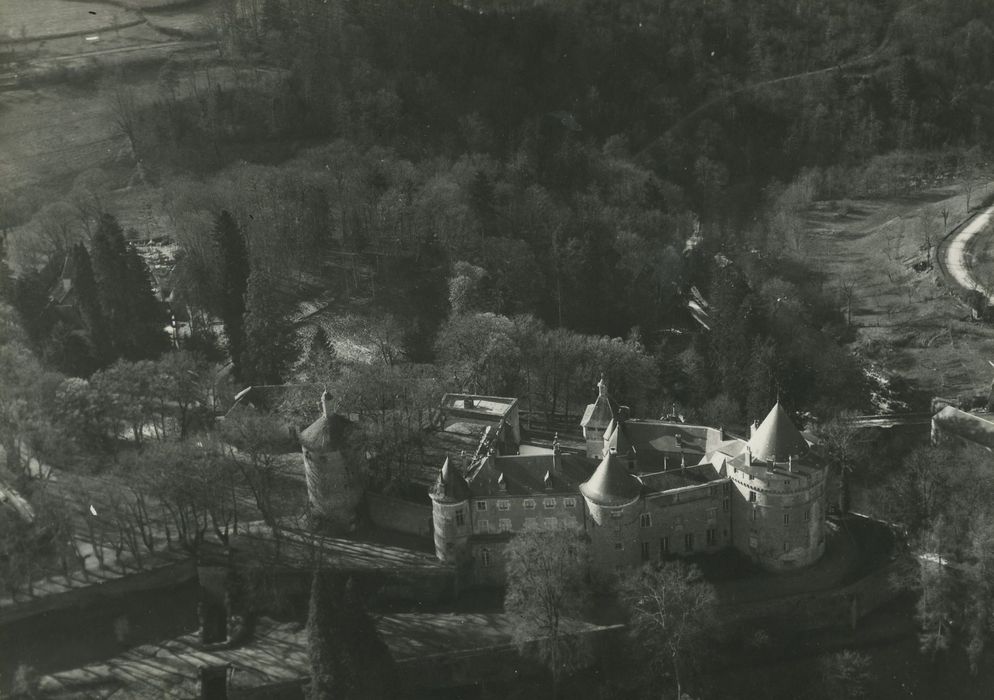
[748,402,809,463]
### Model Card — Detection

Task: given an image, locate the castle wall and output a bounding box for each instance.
[727,463,827,571]
[367,493,433,538]
[468,493,585,536]
[584,481,732,573]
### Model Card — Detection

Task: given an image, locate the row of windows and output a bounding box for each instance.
[478,497,578,512]
[477,517,567,533]
[619,529,725,560]
[748,507,812,523]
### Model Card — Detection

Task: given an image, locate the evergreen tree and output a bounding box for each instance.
[241,269,295,386]
[213,211,250,378]
[120,246,169,360]
[90,213,130,348]
[307,571,396,700]
[70,243,111,371]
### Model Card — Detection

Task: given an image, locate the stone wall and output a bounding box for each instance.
[367,493,433,538]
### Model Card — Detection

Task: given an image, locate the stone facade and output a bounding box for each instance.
[428,384,829,582]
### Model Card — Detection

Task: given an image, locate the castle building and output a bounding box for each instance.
[429,380,828,583]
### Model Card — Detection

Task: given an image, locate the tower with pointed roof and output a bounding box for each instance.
[580,376,615,458]
[429,457,472,564]
[300,391,364,533]
[717,402,827,570]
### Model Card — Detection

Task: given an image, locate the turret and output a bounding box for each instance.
[429,458,472,563]
[579,452,642,525]
[580,376,615,458]
[300,391,363,533]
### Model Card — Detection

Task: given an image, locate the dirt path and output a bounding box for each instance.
[940,203,994,300]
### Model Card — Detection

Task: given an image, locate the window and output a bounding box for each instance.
[804,508,810,522]
[498,518,512,532]
[749,491,757,503]
[659,537,670,556]
[640,513,652,528]
[722,497,729,512]
[751,509,757,522]
[684,533,694,552]
[783,512,790,525]
[640,542,650,561]
[525,517,537,528]
[455,510,465,527]
[477,519,490,534]
[544,517,558,530]
[723,483,731,495]
[543,497,557,509]
[564,497,576,508]
[783,541,789,553]
[707,507,717,522]
[614,542,624,551]
[476,501,488,512]
[708,485,717,498]
[481,548,492,567]
[706,528,716,546]
[523,499,536,510]
[610,510,623,519]
[497,500,510,511]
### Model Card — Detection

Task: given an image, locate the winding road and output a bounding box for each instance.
[940,203,994,301]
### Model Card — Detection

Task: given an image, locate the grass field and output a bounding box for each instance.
[803,183,994,405]
[0,0,140,42]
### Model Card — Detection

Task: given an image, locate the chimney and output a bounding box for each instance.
[788,455,793,472]
[320,391,332,418]
[544,471,553,490]
[597,374,608,398]
[750,420,759,438]
[552,432,561,455]
[464,397,475,409]
[746,446,752,467]
[618,406,631,423]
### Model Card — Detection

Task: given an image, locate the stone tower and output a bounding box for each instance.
[580,376,615,458]
[299,391,364,533]
[729,402,827,570]
[429,457,472,564]
[579,451,643,569]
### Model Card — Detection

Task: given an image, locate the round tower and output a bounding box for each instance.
[429,457,472,564]
[580,451,643,570]
[580,376,615,458]
[729,402,827,570]
[300,391,364,533]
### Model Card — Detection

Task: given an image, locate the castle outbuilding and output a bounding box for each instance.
[299,391,365,533]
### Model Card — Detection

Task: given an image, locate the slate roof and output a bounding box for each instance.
[580,377,616,429]
[430,457,472,503]
[579,453,642,507]
[747,402,810,462]
[467,453,598,496]
[605,420,714,470]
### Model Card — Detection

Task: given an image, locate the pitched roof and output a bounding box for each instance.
[747,402,809,462]
[468,453,597,496]
[932,406,994,451]
[580,378,616,429]
[579,453,642,507]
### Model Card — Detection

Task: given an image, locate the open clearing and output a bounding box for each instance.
[0,0,140,42]
[804,182,994,404]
